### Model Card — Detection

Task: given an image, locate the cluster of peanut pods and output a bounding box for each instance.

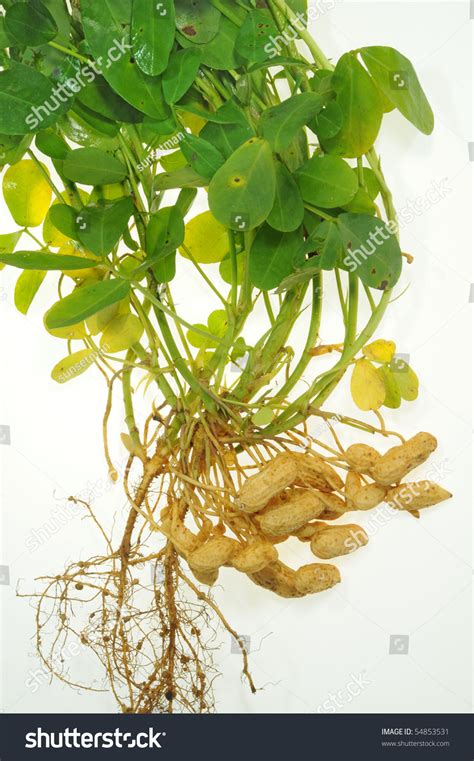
[162,433,451,599]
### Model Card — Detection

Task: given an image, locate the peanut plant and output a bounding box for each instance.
[0,0,451,713]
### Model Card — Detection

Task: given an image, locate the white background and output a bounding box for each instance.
[0,1,472,714]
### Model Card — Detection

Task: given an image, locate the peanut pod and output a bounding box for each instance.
[258,491,325,536]
[292,452,344,492]
[352,483,387,510]
[294,563,341,595]
[188,536,239,572]
[232,541,278,574]
[371,432,437,485]
[310,524,368,559]
[190,567,219,586]
[345,443,381,472]
[248,561,304,598]
[386,481,452,510]
[237,452,298,512]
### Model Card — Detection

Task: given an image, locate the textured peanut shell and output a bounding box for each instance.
[248,561,304,598]
[310,524,368,559]
[371,432,437,485]
[352,483,387,510]
[292,452,344,492]
[316,491,349,515]
[190,566,219,586]
[386,481,452,510]
[294,563,341,595]
[188,536,238,572]
[293,523,321,541]
[345,444,381,472]
[345,471,362,501]
[161,517,201,556]
[238,453,298,512]
[232,541,278,573]
[258,491,325,536]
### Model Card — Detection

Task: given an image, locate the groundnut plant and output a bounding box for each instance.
[0,0,451,713]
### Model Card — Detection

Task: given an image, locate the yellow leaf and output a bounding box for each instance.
[179,210,229,264]
[362,339,396,363]
[100,314,144,353]
[14,270,46,315]
[351,359,386,411]
[45,321,87,340]
[51,349,97,384]
[86,298,130,336]
[58,242,102,279]
[179,112,207,135]
[3,160,52,227]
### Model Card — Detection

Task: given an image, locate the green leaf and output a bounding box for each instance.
[131,0,175,76]
[236,9,278,64]
[311,101,343,140]
[14,270,46,315]
[342,187,377,215]
[260,93,324,153]
[62,148,128,186]
[180,134,225,182]
[162,48,202,105]
[81,0,168,119]
[337,213,402,290]
[390,357,419,401]
[295,154,358,208]
[76,197,135,258]
[377,365,401,409]
[208,137,276,231]
[48,204,80,241]
[154,165,207,191]
[199,101,254,158]
[200,120,254,159]
[267,162,304,233]
[0,63,73,134]
[36,129,69,160]
[77,77,143,124]
[5,0,58,47]
[251,407,274,427]
[45,279,131,329]
[182,16,240,71]
[322,53,383,158]
[0,252,100,270]
[0,134,32,168]
[306,220,344,271]
[249,225,305,291]
[145,206,184,282]
[174,0,221,43]
[360,46,434,135]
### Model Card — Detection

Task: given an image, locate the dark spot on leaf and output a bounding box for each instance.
[379,280,389,290]
[182,25,197,36]
[371,268,376,274]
